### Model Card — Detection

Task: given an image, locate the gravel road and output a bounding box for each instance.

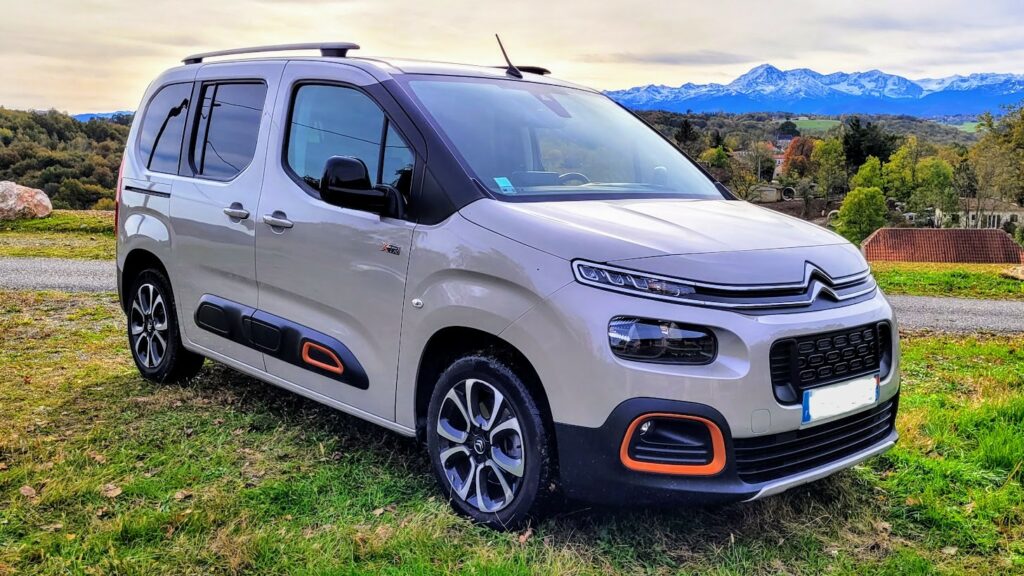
[0,257,115,293]
[0,257,1022,333]
[886,295,1024,333]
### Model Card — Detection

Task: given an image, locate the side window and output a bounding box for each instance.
[138,83,192,174]
[191,82,267,180]
[286,84,414,197]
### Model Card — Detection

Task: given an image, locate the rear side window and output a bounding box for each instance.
[286,84,414,196]
[138,83,192,174]
[191,82,267,180]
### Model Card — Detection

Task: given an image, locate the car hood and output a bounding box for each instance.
[459,198,868,285]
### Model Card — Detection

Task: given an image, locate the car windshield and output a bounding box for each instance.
[402,76,725,201]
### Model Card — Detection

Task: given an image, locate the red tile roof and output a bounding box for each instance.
[861,228,1024,264]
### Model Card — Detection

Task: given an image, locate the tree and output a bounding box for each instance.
[673,118,702,157]
[952,156,978,198]
[811,137,846,206]
[705,129,726,150]
[850,156,883,189]
[911,157,956,223]
[746,141,777,182]
[781,137,816,178]
[842,117,898,172]
[778,120,800,137]
[883,136,923,202]
[698,146,731,183]
[975,105,1024,206]
[835,187,888,244]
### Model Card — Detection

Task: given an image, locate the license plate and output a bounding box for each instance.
[802,374,880,424]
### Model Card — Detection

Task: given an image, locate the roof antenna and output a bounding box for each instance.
[495,34,523,78]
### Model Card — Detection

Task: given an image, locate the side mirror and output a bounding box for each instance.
[319,156,406,218]
[319,156,386,213]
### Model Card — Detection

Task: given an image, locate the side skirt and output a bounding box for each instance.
[194,294,369,390]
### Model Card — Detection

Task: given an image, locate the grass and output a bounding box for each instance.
[792,119,841,133]
[1,290,1022,574]
[0,210,114,260]
[872,262,1024,300]
[948,122,982,134]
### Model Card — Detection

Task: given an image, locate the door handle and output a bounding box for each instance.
[223,204,250,220]
[262,212,294,229]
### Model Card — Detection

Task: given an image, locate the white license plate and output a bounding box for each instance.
[802,374,880,424]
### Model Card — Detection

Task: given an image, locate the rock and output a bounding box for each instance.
[0,181,52,220]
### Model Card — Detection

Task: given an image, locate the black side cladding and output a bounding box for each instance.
[193,294,369,389]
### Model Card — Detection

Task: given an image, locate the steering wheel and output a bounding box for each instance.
[558,172,590,185]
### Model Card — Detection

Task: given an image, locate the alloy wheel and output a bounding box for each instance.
[435,378,525,513]
[130,283,169,369]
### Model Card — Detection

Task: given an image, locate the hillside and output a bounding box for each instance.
[609,64,1024,117]
[638,111,978,147]
[0,108,130,209]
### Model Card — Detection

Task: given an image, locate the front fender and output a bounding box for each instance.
[394,212,571,429]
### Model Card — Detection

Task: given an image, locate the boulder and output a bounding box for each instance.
[0,181,52,220]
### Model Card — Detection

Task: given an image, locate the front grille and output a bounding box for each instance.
[734,398,897,484]
[770,322,892,404]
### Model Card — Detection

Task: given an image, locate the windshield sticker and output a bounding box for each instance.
[493,177,517,195]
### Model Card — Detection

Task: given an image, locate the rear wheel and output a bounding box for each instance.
[427,354,553,529]
[127,268,204,383]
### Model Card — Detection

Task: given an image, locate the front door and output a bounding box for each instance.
[170,61,284,369]
[254,62,418,419]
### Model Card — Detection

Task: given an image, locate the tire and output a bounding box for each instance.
[127,268,204,383]
[426,354,553,530]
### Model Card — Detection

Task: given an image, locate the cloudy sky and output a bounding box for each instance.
[2,0,1023,113]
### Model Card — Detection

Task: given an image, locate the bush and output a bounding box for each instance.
[92,197,116,211]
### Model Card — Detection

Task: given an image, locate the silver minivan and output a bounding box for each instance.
[116,43,900,529]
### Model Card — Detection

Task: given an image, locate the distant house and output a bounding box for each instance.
[937,197,1024,229]
[861,228,1024,263]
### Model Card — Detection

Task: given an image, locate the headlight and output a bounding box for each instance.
[608,317,717,364]
[574,261,696,300]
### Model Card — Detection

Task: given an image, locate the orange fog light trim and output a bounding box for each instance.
[619,413,726,476]
[301,341,344,375]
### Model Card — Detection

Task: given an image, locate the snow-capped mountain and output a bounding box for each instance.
[607,64,1024,116]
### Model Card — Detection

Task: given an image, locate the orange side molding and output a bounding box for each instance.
[301,341,344,375]
[619,413,726,476]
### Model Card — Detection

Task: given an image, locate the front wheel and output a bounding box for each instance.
[127,268,204,383]
[426,355,553,530]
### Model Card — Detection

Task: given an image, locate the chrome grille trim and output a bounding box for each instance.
[572,260,876,310]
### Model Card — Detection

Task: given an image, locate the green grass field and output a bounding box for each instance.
[948,122,982,134]
[1,290,1021,574]
[791,119,842,133]
[872,262,1024,300]
[0,210,114,260]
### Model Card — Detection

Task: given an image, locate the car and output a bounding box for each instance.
[115,42,900,529]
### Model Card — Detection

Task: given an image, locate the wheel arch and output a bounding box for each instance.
[413,326,554,443]
[120,248,169,312]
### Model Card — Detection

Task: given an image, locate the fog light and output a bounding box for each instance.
[608,317,717,364]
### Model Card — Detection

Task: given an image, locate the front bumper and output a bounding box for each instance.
[555,394,899,506]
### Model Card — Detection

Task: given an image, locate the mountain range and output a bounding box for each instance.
[606,64,1024,117]
[72,111,132,122]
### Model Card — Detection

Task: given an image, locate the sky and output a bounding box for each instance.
[2,0,1024,113]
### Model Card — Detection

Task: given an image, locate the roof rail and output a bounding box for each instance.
[182,42,360,65]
